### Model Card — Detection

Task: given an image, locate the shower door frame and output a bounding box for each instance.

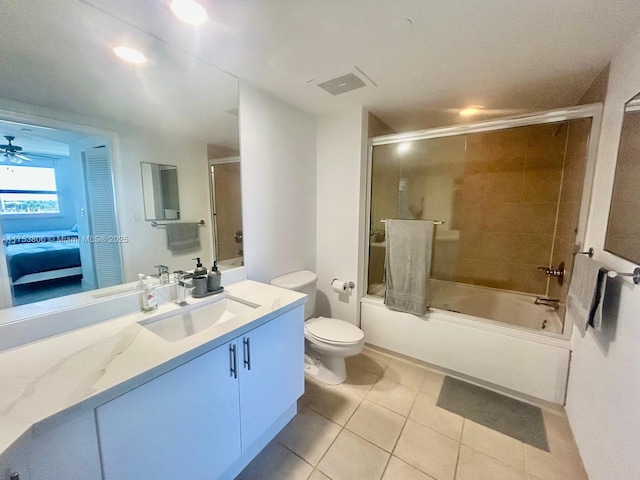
[363,103,603,339]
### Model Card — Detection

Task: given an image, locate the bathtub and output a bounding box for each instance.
[360,289,572,404]
[430,280,563,333]
[369,279,562,334]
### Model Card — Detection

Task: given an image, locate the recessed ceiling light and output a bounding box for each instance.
[459,105,484,117]
[113,46,148,64]
[397,142,412,153]
[170,0,208,25]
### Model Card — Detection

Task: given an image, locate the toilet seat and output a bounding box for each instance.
[305,316,364,345]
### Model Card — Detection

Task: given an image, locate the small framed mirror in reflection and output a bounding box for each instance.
[141,162,180,221]
[604,92,640,263]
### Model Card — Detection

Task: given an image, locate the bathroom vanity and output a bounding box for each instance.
[0,276,306,480]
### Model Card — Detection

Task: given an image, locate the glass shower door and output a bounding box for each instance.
[367,117,593,333]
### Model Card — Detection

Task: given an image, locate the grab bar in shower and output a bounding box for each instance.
[380,219,445,225]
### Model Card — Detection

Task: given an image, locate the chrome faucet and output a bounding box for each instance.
[535,297,560,310]
[154,265,170,284]
[173,271,194,306]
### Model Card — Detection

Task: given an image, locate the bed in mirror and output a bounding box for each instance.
[0,0,241,312]
[604,92,640,263]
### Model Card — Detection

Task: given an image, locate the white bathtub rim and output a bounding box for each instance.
[361,295,570,349]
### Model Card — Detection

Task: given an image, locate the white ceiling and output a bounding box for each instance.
[2,0,639,137]
[0,0,239,147]
[84,0,640,131]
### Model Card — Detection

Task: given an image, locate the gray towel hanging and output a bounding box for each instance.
[165,223,200,251]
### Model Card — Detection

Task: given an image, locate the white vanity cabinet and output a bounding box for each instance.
[237,306,304,449]
[96,339,242,480]
[96,306,304,480]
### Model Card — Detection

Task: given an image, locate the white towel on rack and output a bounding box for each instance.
[383,219,433,316]
[566,255,605,336]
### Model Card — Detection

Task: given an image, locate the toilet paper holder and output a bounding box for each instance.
[332,278,355,290]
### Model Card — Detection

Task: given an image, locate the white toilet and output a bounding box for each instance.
[270,270,365,385]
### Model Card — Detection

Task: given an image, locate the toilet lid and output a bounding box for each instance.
[305,317,364,344]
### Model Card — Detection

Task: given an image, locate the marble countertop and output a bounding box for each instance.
[0,280,306,461]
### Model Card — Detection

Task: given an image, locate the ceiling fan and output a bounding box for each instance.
[0,135,58,164]
[0,135,31,164]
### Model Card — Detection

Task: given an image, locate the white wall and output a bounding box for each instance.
[315,108,368,324]
[566,27,640,480]
[114,126,213,281]
[238,83,317,283]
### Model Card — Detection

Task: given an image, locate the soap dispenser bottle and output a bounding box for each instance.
[193,257,208,277]
[138,274,158,312]
[207,261,222,291]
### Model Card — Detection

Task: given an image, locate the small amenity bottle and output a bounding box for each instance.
[138,274,158,312]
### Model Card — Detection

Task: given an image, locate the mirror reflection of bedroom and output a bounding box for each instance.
[0,119,122,306]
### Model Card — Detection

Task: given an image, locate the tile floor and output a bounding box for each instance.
[237,347,588,480]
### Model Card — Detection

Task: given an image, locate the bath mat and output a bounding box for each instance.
[437,376,549,451]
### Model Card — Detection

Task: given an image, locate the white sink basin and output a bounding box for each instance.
[139,296,257,342]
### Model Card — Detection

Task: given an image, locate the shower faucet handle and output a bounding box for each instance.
[537,265,565,278]
[537,262,566,286]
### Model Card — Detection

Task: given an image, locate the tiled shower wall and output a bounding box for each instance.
[452,120,589,295]
[453,123,565,293]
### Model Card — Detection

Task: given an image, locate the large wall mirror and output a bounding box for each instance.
[604,92,640,263]
[0,0,241,312]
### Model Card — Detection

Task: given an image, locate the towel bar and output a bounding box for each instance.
[151,220,206,228]
[380,219,445,225]
[606,267,640,285]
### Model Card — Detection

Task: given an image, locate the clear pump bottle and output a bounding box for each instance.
[138,274,158,312]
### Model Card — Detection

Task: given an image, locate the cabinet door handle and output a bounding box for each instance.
[229,344,237,378]
[243,337,251,370]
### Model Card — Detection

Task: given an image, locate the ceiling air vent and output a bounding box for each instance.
[317,73,366,96]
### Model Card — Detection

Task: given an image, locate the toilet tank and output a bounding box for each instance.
[270,270,317,320]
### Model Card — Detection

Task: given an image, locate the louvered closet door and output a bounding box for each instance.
[82,147,123,288]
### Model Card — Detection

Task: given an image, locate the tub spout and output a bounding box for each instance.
[535,297,560,310]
